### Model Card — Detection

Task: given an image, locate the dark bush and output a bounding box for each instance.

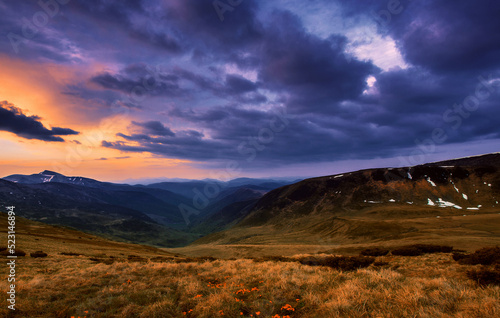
[373,261,390,267]
[391,246,424,256]
[297,255,375,271]
[417,244,454,253]
[252,255,292,263]
[1,249,26,257]
[360,247,390,257]
[457,247,500,265]
[30,251,48,258]
[150,256,173,262]
[89,257,114,265]
[466,267,500,286]
[174,256,218,263]
[197,256,218,262]
[127,255,147,262]
[452,251,470,262]
[59,252,82,256]
[391,244,453,256]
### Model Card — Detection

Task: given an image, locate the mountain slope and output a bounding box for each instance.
[192,153,500,247]
[0,171,292,247]
[0,179,198,247]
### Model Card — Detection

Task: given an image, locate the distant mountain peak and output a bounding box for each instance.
[40,170,64,176]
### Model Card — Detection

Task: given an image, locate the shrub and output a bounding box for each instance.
[466,267,500,286]
[1,249,26,257]
[128,255,147,262]
[391,244,453,256]
[373,261,390,267]
[452,251,470,262]
[59,252,82,256]
[173,256,217,263]
[297,255,375,271]
[360,247,390,257]
[89,257,114,265]
[150,256,173,262]
[391,246,424,256]
[252,255,291,263]
[457,247,500,265]
[30,251,48,258]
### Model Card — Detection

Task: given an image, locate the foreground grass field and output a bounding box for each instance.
[1,251,499,317]
[1,215,499,317]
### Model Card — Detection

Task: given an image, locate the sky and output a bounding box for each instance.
[0,0,499,182]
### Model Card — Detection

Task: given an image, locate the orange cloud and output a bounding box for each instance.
[0,54,201,181]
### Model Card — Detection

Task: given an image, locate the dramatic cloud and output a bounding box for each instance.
[1,0,499,178]
[90,64,181,97]
[132,121,176,137]
[340,0,500,73]
[0,101,79,142]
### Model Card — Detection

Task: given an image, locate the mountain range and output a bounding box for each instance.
[1,153,499,250]
[1,171,296,246]
[191,153,500,250]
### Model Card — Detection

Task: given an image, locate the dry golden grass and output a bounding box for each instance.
[1,215,499,317]
[0,252,499,317]
[0,214,177,259]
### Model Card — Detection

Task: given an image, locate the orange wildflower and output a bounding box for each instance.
[281,304,295,311]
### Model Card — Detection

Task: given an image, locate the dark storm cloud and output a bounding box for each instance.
[225,75,258,94]
[102,125,234,161]
[102,105,413,165]
[391,1,500,73]
[70,0,183,53]
[90,65,181,97]
[2,0,499,167]
[341,0,500,73]
[165,0,263,65]
[132,121,176,137]
[0,101,79,142]
[0,1,85,62]
[257,11,377,113]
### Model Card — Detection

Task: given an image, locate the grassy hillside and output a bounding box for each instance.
[0,213,178,258]
[1,246,499,317]
[185,156,500,252]
[1,211,499,317]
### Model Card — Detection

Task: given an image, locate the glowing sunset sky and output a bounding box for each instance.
[0,0,499,182]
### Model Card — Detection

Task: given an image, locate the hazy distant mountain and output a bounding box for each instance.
[0,172,200,246]
[0,171,295,246]
[4,170,108,187]
[194,153,500,246]
[145,178,298,198]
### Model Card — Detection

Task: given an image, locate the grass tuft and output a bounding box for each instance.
[30,251,48,258]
